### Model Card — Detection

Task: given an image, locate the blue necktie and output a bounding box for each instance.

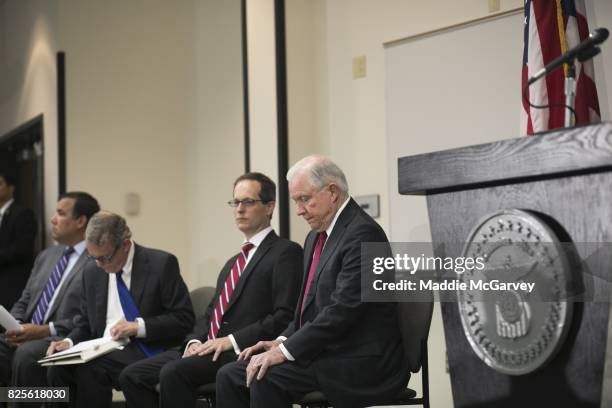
[115,271,163,357]
[32,247,75,324]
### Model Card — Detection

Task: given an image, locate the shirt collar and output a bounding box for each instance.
[72,240,87,256]
[0,199,14,215]
[325,197,351,238]
[245,226,273,247]
[120,240,136,278]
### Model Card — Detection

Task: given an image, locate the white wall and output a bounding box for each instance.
[286,0,323,243]
[0,0,59,240]
[56,0,248,288]
[247,0,280,234]
[56,0,196,283]
[188,0,245,287]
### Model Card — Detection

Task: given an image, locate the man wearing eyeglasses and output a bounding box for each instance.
[216,156,408,408]
[45,211,195,408]
[117,172,303,408]
[0,192,99,390]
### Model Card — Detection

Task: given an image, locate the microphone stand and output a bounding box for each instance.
[564,61,576,128]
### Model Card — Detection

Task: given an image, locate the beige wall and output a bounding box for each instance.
[0,0,59,240]
[188,0,245,287]
[57,0,196,283]
[247,0,280,235]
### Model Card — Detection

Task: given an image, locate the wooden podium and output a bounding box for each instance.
[398,123,612,407]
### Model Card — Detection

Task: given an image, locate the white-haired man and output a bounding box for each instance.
[216,155,408,408]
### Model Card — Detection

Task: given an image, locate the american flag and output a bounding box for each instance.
[521,0,601,135]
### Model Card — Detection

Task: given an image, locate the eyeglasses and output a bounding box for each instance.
[227,199,265,208]
[88,244,120,265]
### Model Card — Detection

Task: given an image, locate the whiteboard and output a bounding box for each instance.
[386,11,525,243]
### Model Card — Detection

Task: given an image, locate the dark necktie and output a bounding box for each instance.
[300,232,327,325]
[116,271,163,357]
[208,242,254,340]
[32,247,75,324]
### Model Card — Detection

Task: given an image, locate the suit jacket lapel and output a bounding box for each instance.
[0,202,14,232]
[302,199,359,312]
[94,266,109,333]
[46,251,89,318]
[225,231,278,313]
[129,244,147,307]
[25,246,65,320]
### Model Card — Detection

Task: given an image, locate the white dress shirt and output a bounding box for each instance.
[0,198,14,227]
[103,240,146,338]
[66,240,145,347]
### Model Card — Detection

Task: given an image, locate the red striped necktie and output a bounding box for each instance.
[300,231,327,325]
[207,242,254,339]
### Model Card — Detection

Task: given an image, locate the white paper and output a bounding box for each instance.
[0,305,21,332]
[49,336,126,358]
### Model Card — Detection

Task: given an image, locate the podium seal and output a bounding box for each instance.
[458,209,573,375]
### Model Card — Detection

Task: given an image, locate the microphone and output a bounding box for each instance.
[527,27,609,85]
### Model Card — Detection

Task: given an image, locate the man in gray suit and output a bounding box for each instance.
[0,191,100,388]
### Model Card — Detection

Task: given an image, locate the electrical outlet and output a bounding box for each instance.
[352,55,367,79]
[488,0,500,13]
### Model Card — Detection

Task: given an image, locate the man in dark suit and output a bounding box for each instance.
[45,211,194,408]
[0,192,99,389]
[118,172,303,408]
[216,155,408,408]
[0,171,36,309]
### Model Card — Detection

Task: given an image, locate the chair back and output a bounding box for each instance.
[397,290,434,373]
[189,286,216,321]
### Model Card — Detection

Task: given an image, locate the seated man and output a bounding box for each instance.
[216,155,408,408]
[0,191,99,388]
[46,211,194,408]
[119,172,303,408]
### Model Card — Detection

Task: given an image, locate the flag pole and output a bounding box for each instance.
[563,61,576,128]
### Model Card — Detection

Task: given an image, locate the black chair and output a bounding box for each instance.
[152,286,217,407]
[190,286,217,321]
[299,295,434,408]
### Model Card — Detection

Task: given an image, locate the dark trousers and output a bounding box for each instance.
[119,349,237,408]
[46,345,144,408]
[215,360,318,408]
[12,339,51,387]
[0,337,50,408]
[0,337,13,386]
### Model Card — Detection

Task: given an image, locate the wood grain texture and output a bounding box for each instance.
[398,122,612,195]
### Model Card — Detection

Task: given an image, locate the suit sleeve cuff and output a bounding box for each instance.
[228,334,241,355]
[136,317,146,338]
[49,322,57,336]
[183,340,201,357]
[278,343,295,361]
